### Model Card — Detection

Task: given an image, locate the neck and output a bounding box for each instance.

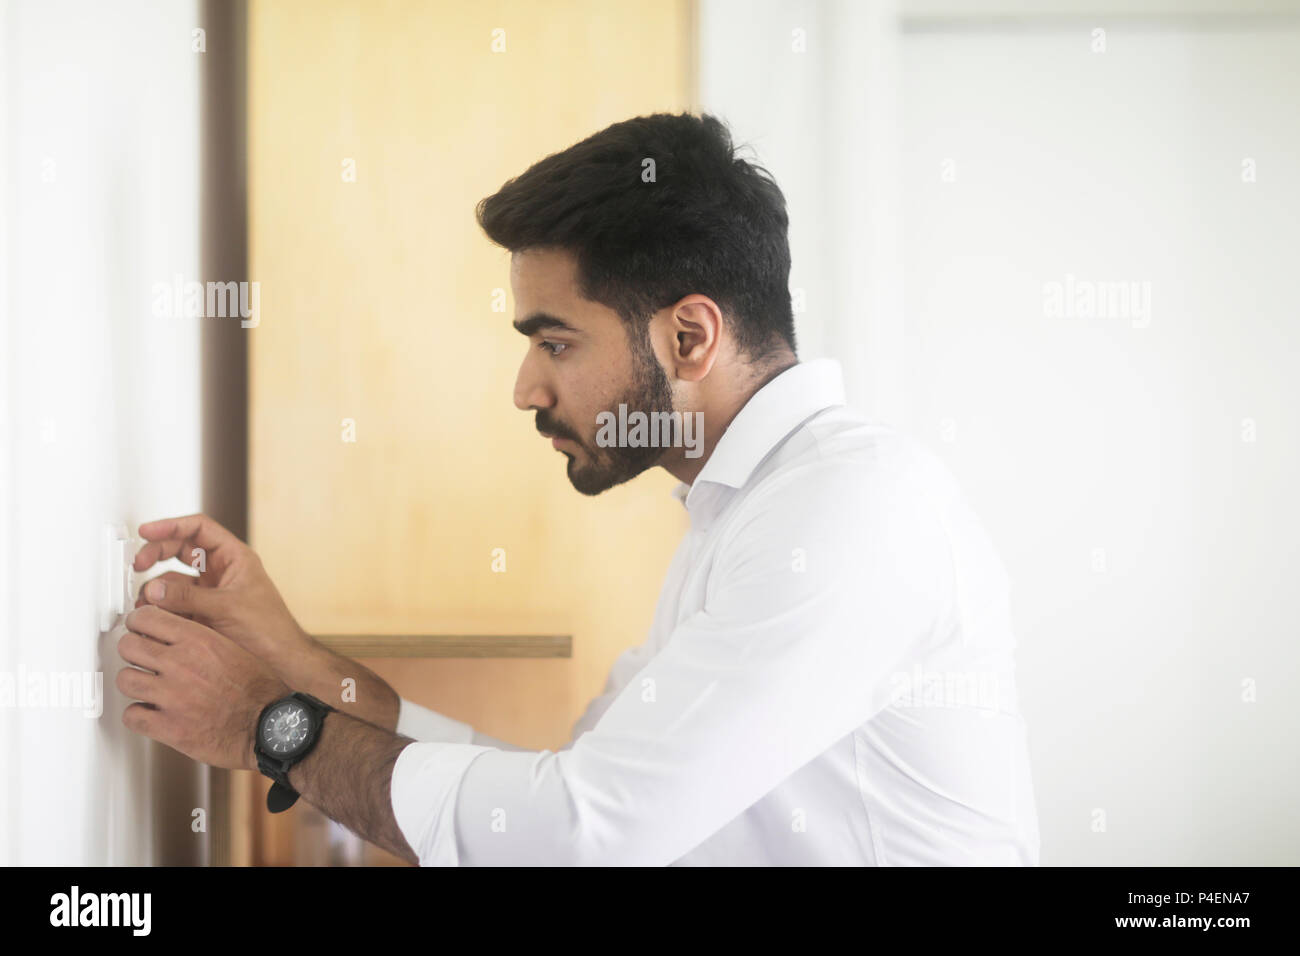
[661,353,798,486]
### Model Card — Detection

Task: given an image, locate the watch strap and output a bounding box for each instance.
[266,780,300,813]
[256,749,301,812]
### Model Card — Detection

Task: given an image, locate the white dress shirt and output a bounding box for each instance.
[390,358,1040,865]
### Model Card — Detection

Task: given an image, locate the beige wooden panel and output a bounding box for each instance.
[247,0,696,863]
[317,633,571,658]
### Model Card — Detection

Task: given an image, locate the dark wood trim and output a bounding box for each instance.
[199,0,248,869]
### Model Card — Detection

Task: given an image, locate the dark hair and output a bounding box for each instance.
[475,112,796,361]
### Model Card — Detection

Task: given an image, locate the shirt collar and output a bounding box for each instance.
[670,358,846,515]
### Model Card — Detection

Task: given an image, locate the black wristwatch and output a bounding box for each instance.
[254,691,334,813]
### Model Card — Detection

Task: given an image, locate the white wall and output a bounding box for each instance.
[696,0,905,422]
[698,0,1300,864]
[0,0,204,865]
[899,15,1300,866]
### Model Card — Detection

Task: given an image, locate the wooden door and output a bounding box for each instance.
[238,0,696,865]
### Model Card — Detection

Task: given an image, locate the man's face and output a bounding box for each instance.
[511,248,675,496]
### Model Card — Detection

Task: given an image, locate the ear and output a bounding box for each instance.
[660,295,723,382]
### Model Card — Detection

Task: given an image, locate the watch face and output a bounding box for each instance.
[259,700,314,758]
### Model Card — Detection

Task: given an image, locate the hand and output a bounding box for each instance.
[133,512,401,730]
[133,513,319,684]
[117,605,291,771]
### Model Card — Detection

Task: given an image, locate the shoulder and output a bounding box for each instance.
[703,418,960,610]
[740,410,961,533]
[707,414,958,639]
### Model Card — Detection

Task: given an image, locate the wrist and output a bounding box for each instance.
[285,703,335,794]
[292,641,401,730]
[273,632,335,693]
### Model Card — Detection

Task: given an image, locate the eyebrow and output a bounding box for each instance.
[513,311,582,337]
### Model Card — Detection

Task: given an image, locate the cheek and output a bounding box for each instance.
[558,352,628,436]
[557,383,599,434]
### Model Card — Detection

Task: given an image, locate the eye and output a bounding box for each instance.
[538,340,568,356]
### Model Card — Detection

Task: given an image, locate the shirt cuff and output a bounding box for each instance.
[391,741,491,866]
[395,696,475,743]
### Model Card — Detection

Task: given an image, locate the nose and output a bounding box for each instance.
[513,350,555,412]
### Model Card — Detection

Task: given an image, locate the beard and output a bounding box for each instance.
[537,334,676,497]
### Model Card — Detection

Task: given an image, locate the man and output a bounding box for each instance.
[120,112,1040,865]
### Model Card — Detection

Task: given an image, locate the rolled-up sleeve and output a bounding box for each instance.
[390,458,948,865]
[391,742,493,866]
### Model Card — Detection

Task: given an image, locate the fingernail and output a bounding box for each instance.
[147,580,165,601]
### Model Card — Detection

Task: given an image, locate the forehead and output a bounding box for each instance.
[510,247,581,304]
[510,248,623,339]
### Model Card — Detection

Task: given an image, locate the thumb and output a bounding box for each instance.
[139,573,222,620]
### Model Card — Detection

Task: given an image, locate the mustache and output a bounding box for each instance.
[536,414,579,442]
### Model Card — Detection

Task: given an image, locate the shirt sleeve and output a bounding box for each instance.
[563,636,658,745]
[390,457,950,865]
[395,697,529,751]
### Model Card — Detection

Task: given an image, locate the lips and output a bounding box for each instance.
[537,416,578,451]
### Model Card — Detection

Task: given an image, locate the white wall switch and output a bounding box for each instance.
[99,524,134,632]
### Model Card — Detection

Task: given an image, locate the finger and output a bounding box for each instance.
[136,514,240,558]
[118,631,166,674]
[132,538,215,574]
[123,605,203,645]
[116,665,161,704]
[132,539,185,572]
[138,573,221,620]
[132,596,193,619]
[133,512,241,573]
[122,701,161,737]
[134,592,191,616]
[125,605,231,657]
[140,571,201,590]
[134,572,197,615]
